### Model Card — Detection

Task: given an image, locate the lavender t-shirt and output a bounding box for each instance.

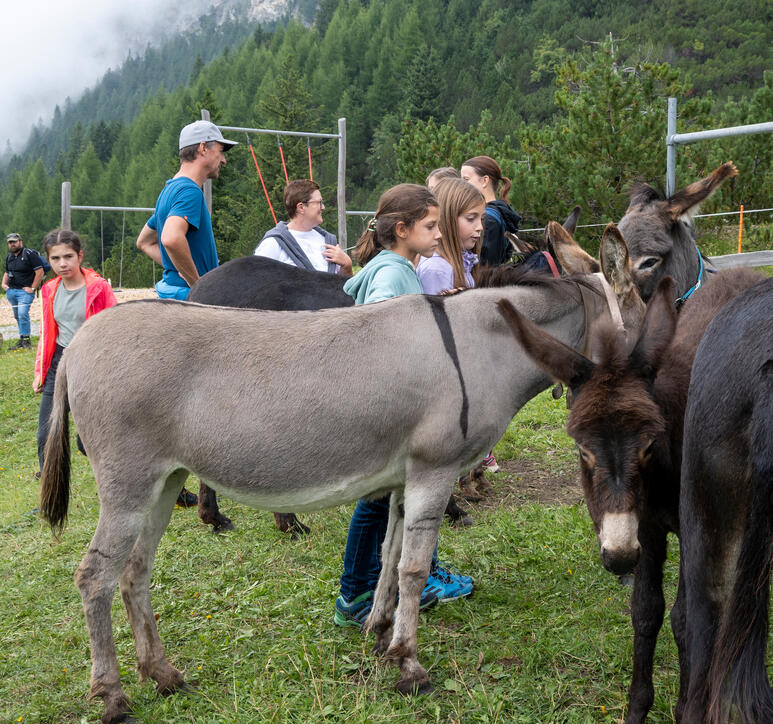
[416,251,478,294]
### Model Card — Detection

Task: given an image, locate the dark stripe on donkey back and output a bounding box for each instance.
[424,296,469,438]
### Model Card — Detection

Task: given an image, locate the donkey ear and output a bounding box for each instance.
[497,298,595,390]
[600,223,634,295]
[666,161,738,221]
[562,205,581,235]
[547,221,599,275]
[629,276,677,380]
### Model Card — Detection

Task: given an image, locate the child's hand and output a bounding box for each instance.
[33,377,42,393]
[439,287,465,296]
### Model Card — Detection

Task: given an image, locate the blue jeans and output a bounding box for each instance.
[339,496,440,601]
[155,279,190,300]
[6,288,35,336]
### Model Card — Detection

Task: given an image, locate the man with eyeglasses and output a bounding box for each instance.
[3,232,45,349]
[255,179,352,274]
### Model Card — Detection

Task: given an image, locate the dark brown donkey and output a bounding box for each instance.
[497,263,763,723]
[679,277,773,723]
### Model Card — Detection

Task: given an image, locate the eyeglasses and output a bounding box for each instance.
[305,199,325,207]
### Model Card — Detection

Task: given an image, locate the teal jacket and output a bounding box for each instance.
[343,250,423,305]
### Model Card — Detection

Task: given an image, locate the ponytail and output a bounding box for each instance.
[354,184,437,266]
[461,155,510,203]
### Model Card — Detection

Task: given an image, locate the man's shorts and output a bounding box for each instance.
[155,279,190,300]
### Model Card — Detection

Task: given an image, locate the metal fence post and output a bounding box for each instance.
[337,117,347,251]
[61,181,71,230]
[201,108,212,213]
[666,97,677,198]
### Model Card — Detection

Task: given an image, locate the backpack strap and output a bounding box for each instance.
[484,205,504,228]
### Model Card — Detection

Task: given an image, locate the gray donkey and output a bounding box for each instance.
[40,266,640,724]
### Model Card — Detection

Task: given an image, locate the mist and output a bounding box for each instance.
[2,0,246,153]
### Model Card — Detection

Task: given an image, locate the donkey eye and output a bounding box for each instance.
[576,444,595,467]
[639,439,655,462]
[637,256,661,271]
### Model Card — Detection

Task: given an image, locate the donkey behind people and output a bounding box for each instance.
[498,236,763,722]
[40,259,639,724]
[618,161,737,303]
[679,277,773,723]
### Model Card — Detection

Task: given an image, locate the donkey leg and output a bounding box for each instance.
[273,512,311,538]
[388,470,454,695]
[197,481,234,533]
[120,471,187,695]
[625,530,667,724]
[670,564,689,722]
[366,492,404,654]
[75,508,147,723]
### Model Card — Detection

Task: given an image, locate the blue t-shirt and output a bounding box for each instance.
[147,177,218,288]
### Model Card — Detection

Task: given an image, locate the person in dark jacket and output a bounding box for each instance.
[3,232,45,349]
[460,155,522,267]
[255,179,352,275]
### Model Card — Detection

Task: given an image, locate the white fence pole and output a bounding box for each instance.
[666,96,773,197]
[337,117,347,251]
[61,181,71,230]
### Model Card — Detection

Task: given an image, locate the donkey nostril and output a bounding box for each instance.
[600,546,640,576]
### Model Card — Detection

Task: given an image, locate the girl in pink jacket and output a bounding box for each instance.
[34,229,116,471]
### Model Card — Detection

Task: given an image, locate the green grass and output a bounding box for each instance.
[1,342,684,723]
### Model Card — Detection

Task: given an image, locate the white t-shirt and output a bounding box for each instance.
[255,228,334,272]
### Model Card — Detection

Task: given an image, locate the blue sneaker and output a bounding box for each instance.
[426,561,474,602]
[334,587,439,629]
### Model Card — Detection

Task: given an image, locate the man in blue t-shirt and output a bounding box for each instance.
[136,120,238,300]
[136,120,237,507]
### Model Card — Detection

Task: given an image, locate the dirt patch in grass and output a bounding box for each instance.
[474,458,583,509]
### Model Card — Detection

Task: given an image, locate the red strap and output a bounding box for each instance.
[277,138,289,185]
[542,251,560,278]
[248,138,277,225]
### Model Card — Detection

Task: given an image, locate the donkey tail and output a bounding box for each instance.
[39,354,72,537]
[707,382,773,724]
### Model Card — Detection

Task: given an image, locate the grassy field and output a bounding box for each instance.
[1,340,684,723]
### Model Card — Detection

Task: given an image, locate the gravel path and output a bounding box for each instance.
[0,288,156,338]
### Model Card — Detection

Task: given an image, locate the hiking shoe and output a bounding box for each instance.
[20,336,31,349]
[334,590,374,628]
[481,454,500,473]
[426,561,474,602]
[176,488,198,507]
[334,587,439,629]
[10,338,25,350]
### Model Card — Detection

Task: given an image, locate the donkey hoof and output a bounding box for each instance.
[290,520,311,539]
[211,515,235,533]
[454,515,474,527]
[101,696,133,724]
[395,676,433,696]
[155,669,190,696]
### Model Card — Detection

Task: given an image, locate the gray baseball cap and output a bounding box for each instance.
[178,120,238,151]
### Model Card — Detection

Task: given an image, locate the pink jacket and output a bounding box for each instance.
[34,268,117,386]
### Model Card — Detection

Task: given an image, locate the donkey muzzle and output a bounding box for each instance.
[598,512,641,575]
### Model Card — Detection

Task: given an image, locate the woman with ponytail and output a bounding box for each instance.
[460,155,522,267]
